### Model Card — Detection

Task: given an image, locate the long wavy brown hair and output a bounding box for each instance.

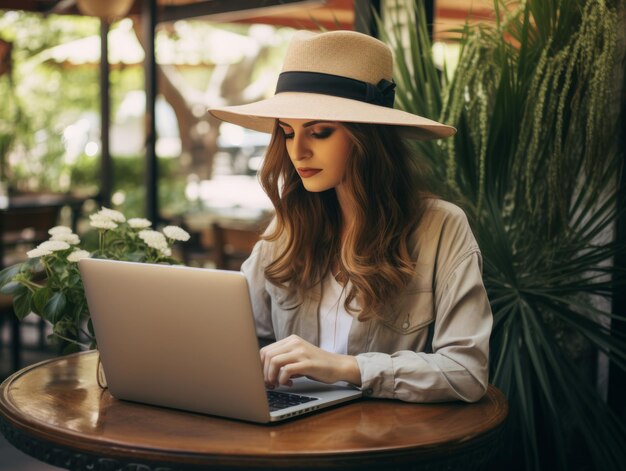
[259,120,431,320]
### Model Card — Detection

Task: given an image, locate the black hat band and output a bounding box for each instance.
[275,71,396,108]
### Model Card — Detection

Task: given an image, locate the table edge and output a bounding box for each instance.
[0,413,507,470]
[0,352,509,469]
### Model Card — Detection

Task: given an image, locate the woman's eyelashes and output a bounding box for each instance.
[312,127,334,139]
[281,127,335,140]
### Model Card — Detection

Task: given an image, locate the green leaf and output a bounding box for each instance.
[13,290,33,321]
[0,264,22,288]
[71,302,84,324]
[61,342,80,355]
[44,291,67,324]
[0,281,25,296]
[125,251,145,262]
[87,317,95,338]
[66,273,82,287]
[32,287,52,315]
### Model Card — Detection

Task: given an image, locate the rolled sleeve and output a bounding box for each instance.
[355,252,491,403]
[355,353,395,397]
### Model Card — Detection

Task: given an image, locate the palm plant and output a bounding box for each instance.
[380,0,626,469]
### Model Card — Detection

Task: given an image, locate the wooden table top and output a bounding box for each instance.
[0,351,508,470]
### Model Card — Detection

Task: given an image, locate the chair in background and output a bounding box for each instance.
[180,225,215,268]
[0,205,61,266]
[0,204,62,373]
[211,222,260,271]
[0,293,20,373]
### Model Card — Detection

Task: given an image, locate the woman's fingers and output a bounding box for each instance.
[260,335,324,386]
[265,351,301,385]
[260,335,362,388]
[260,336,301,383]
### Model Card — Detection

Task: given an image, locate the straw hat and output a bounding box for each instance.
[208,30,455,140]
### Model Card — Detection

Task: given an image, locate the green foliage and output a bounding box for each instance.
[0,11,101,192]
[0,208,190,348]
[380,0,626,469]
[69,154,188,217]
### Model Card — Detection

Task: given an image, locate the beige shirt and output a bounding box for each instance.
[241,199,492,403]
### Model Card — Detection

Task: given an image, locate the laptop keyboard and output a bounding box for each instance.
[266,390,317,412]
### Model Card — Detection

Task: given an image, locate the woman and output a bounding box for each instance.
[209,30,492,403]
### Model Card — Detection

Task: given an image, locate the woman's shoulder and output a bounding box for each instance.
[253,216,286,261]
[420,198,472,230]
[410,198,478,254]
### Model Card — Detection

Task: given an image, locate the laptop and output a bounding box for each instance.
[79,258,362,423]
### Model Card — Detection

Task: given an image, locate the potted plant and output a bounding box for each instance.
[0,206,190,350]
[380,0,626,469]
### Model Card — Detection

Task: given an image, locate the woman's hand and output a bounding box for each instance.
[260,335,361,388]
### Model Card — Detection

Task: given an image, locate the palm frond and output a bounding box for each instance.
[379,0,626,469]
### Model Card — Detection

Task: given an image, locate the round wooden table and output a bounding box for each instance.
[0,351,508,470]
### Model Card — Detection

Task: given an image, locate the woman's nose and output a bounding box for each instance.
[292,134,312,161]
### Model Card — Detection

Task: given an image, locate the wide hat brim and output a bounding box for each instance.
[209,92,456,141]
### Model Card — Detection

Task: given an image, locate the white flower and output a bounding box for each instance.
[27,248,53,258]
[99,207,126,223]
[138,230,168,250]
[67,250,91,263]
[160,247,172,257]
[128,218,152,229]
[48,226,72,236]
[90,213,118,230]
[163,225,190,242]
[51,233,81,245]
[38,240,71,252]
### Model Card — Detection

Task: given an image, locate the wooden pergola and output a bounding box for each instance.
[0,0,497,221]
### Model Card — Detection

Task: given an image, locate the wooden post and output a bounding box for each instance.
[143,0,158,223]
[354,0,381,36]
[99,20,112,208]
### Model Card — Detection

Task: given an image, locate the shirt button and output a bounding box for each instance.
[364,388,373,396]
[401,321,410,330]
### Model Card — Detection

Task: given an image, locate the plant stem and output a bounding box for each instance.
[52,333,91,350]
[80,327,95,342]
[41,258,52,280]
[21,279,44,292]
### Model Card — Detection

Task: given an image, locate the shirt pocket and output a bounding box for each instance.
[380,289,434,335]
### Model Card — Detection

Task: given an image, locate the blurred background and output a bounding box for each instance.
[0,0,475,229]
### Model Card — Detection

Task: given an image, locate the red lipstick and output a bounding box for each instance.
[297,168,322,178]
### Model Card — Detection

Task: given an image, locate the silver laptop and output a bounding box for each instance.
[79,258,362,423]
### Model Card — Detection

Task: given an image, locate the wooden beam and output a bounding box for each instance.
[0,0,79,14]
[234,15,351,30]
[231,0,351,30]
[159,0,325,23]
[48,0,76,14]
